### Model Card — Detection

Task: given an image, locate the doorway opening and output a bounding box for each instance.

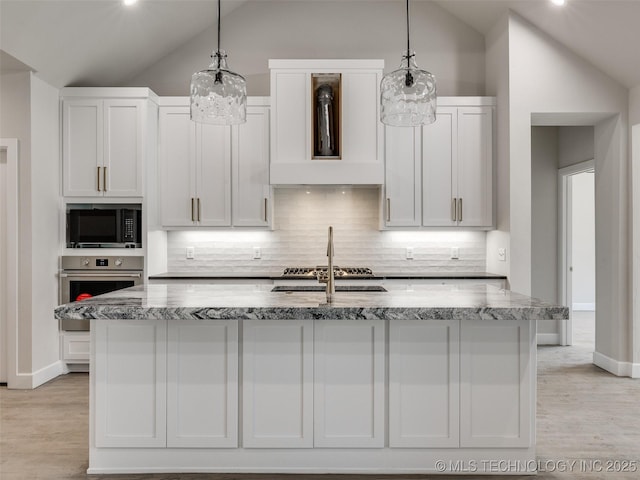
[558,160,595,347]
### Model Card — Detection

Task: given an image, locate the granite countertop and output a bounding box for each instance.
[148,272,508,280]
[54,283,567,322]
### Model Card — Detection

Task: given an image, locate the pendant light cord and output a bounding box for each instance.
[404,0,414,87]
[217,0,221,56]
[406,0,410,59]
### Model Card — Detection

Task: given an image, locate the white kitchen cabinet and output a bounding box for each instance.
[313,320,385,448]
[232,102,271,226]
[269,60,384,185]
[460,319,534,448]
[93,319,167,448]
[159,105,230,227]
[159,98,270,228]
[62,92,150,197]
[167,320,238,448]
[242,320,313,448]
[383,98,494,229]
[423,102,493,228]
[389,320,460,448]
[60,331,90,363]
[384,126,422,226]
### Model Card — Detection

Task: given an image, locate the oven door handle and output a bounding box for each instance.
[59,273,142,278]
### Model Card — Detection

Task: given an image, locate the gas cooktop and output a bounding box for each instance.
[281,266,375,280]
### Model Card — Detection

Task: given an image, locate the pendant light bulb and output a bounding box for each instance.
[190,0,247,125]
[380,0,437,127]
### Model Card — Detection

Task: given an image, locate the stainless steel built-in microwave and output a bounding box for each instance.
[66,205,142,248]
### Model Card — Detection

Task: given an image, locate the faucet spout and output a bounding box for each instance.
[326,226,335,303]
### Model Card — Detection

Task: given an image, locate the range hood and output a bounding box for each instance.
[269,59,385,185]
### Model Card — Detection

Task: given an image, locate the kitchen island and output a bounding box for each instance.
[55,283,568,475]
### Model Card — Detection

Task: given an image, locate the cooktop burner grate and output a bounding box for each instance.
[281,266,374,279]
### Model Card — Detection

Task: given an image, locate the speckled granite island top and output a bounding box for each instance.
[54,283,568,322]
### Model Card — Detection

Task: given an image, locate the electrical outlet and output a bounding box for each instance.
[253,247,262,259]
[450,247,459,259]
[405,247,414,260]
[186,246,195,260]
[498,248,506,262]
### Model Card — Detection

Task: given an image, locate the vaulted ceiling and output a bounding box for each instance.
[1,0,639,90]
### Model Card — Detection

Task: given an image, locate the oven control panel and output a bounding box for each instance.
[61,256,144,271]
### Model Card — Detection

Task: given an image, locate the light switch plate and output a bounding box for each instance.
[253,247,262,259]
[186,246,195,260]
[405,247,414,260]
[498,248,506,262]
[450,247,459,259]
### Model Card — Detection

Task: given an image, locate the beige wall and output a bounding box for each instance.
[127,0,486,97]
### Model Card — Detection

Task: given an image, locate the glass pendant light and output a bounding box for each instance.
[190,0,246,125]
[380,0,436,127]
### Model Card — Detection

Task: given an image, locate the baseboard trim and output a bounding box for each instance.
[593,351,640,378]
[537,333,561,345]
[572,303,595,311]
[8,360,66,389]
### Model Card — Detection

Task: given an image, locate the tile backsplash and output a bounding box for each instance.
[167,187,487,274]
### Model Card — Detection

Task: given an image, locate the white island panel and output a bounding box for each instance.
[460,319,534,448]
[389,320,460,447]
[243,320,313,448]
[94,319,166,448]
[314,320,385,448]
[167,320,238,448]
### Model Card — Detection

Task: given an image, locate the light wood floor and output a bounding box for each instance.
[2,313,639,479]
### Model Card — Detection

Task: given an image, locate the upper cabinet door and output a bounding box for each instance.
[384,125,422,227]
[103,99,144,197]
[271,71,309,165]
[63,99,103,197]
[422,107,457,227]
[197,123,231,226]
[159,106,197,227]
[63,97,145,197]
[232,104,271,227]
[456,106,493,227]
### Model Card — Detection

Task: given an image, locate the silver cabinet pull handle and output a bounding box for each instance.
[197,198,201,222]
[264,198,268,222]
[458,198,463,222]
[191,198,195,222]
[451,198,457,222]
[103,166,107,192]
[386,198,391,222]
[60,273,141,279]
[97,166,101,191]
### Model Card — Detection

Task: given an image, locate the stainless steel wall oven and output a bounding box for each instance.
[59,256,143,331]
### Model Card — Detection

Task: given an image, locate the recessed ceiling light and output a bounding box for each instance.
[123,0,138,6]
[550,0,566,6]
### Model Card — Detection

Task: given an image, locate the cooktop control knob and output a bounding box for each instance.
[82,258,90,267]
[115,258,123,267]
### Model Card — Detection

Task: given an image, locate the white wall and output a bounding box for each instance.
[484,13,510,280]
[0,72,62,388]
[0,148,6,382]
[127,0,486,97]
[531,127,559,337]
[167,187,487,275]
[29,74,61,376]
[631,87,640,368]
[0,72,34,379]
[558,126,595,169]
[571,171,595,310]
[506,13,629,367]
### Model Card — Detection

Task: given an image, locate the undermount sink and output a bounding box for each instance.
[271,285,387,293]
